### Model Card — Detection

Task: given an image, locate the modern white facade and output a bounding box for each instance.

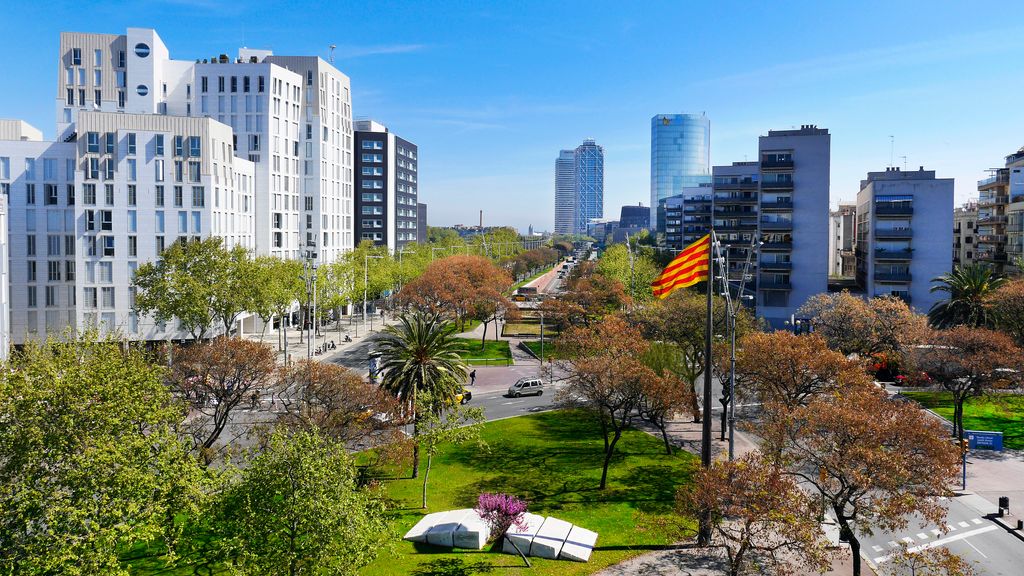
[828,202,856,277]
[0,195,9,359]
[2,27,356,344]
[856,167,953,314]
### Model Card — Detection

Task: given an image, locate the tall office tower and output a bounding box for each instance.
[554,150,575,235]
[855,167,953,313]
[828,203,857,277]
[702,126,829,329]
[650,113,711,230]
[352,120,420,251]
[574,139,604,235]
[953,201,978,269]
[619,204,650,229]
[4,26,356,344]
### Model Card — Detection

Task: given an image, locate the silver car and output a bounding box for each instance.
[508,377,544,398]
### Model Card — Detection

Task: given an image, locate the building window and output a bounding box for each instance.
[127,133,136,155]
[188,161,201,182]
[258,76,265,93]
[191,186,205,207]
[243,76,250,92]
[101,287,115,309]
[104,132,115,154]
[156,211,165,232]
[188,136,201,157]
[218,76,225,93]
[26,184,35,205]
[83,184,96,205]
[128,235,137,257]
[103,159,114,180]
[26,236,36,256]
[174,136,184,157]
[155,185,165,207]
[45,184,58,206]
[104,185,114,205]
[102,236,115,257]
[127,185,137,206]
[127,159,137,181]
[156,236,165,254]
[117,50,126,68]
[71,48,81,66]
[174,186,183,207]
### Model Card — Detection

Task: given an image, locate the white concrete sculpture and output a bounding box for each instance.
[559,524,599,562]
[502,512,546,555]
[530,516,574,559]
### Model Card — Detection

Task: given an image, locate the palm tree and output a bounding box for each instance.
[928,264,1007,328]
[375,311,468,478]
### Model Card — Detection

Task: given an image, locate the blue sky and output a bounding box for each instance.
[1,1,1022,232]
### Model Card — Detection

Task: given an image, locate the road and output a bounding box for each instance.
[859,492,1024,574]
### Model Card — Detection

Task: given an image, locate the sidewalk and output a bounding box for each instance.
[245,314,398,367]
[887,385,1024,510]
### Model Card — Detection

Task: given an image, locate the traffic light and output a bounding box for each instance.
[961,439,969,454]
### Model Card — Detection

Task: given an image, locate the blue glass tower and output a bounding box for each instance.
[650,114,711,229]
[574,139,604,234]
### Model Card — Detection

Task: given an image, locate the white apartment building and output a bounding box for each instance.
[0,27,355,345]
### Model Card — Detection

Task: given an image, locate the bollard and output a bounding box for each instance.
[1017,519,1023,531]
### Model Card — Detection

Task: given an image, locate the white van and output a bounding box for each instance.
[508,377,544,398]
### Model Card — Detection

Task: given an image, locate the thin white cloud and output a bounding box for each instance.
[334,44,426,59]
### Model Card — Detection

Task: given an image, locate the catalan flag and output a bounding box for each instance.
[651,233,711,299]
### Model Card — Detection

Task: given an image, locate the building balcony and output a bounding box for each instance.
[977,251,1008,262]
[714,194,759,204]
[875,271,912,282]
[977,195,1009,207]
[759,260,793,271]
[714,179,759,189]
[978,214,1008,225]
[875,228,913,239]
[875,249,913,260]
[978,172,1009,189]
[878,293,912,304]
[716,222,758,232]
[761,220,793,231]
[976,234,1007,244]
[759,278,793,290]
[761,199,793,210]
[761,159,794,170]
[761,241,793,251]
[875,204,914,216]
[761,180,794,190]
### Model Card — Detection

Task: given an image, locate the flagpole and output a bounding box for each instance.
[698,228,715,547]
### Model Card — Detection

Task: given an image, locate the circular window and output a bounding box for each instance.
[134,43,150,58]
[136,84,149,96]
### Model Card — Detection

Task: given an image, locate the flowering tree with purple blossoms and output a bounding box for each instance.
[476,492,531,567]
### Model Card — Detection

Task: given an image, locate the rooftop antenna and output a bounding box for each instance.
[329,44,336,63]
[889,135,895,168]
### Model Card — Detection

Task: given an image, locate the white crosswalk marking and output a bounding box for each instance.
[888,540,899,548]
[874,526,999,564]
[971,518,983,525]
[958,521,969,528]
[947,524,957,531]
[873,545,883,552]
[902,537,915,544]
[916,533,928,540]
[931,529,942,536]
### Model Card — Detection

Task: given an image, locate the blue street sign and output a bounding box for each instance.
[966,430,1003,451]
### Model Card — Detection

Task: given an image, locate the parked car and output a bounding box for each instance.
[507,377,544,398]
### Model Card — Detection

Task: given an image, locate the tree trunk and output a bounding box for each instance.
[690,380,702,422]
[599,429,622,490]
[481,321,488,350]
[835,511,860,576]
[659,421,672,455]
[411,389,420,478]
[506,535,532,567]
[422,451,432,509]
[720,397,729,441]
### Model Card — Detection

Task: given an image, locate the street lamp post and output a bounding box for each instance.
[363,254,384,333]
[301,255,318,360]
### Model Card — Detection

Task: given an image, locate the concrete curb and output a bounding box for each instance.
[991,513,1024,543]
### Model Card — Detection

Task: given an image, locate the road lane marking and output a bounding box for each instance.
[874,525,998,564]
[971,518,983,525]
[946,524,956,531]
[964,539,988,559]
[931,529,942,537]
[916,533,928,540]
[887,541,898,548]
[958,521,969,528]
[872,545,883,552]
[901,537,915,544]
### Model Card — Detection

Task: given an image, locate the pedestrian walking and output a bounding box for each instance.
[469,369,477,386]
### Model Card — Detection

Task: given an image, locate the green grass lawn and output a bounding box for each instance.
[363,410,697,576]
[502,323,559,337]
[453,337,512,366]
[522,339,561,361]
[902,391,1024,450]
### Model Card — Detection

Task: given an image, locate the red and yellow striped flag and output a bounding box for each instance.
[651,233,711,299]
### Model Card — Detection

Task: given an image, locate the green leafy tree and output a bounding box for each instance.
[416,395,485,509]
[596,243,661,303]
[928,264,1007,328]
[210,428,388,576]
[375,312,468,478]
[212,244,260,335]
[0,333,207,574]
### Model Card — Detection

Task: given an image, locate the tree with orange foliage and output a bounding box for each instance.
[798,292,929,360]
[733,332,871,408]
[881,543,978,576]
[762,382,960,576]
[168,337,278,464]
[541,261,630,330]
[677,452,834,576]
[397,255,515,349]
[276,360,402,449]
[556,316,651,489]
[987,279,1024,346]
[913,326,1023,444]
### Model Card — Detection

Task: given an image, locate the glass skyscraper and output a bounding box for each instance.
[650,113,711,228]
[574,139,604,234]
[554,150,576,235]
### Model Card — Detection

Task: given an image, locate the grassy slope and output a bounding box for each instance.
[453,337,512,365]
[364,410,697,576]
[902,391,1024,450]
